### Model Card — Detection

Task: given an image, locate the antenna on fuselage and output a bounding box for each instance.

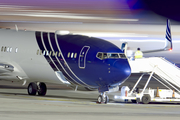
[15,24,18,32]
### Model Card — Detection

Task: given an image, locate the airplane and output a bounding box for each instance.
[0,18,172,104]
[0,28,131,104]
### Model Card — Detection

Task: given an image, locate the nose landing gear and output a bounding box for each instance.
[97,92,109,104]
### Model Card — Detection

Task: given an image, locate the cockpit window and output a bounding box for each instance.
[119,54,126,59]
[103,53,108,59]
[96,52,107,60]
[108,53,119,58]
[97,53,103,59]
[96,52,126,60]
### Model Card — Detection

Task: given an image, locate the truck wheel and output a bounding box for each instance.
[142,94,151,104]
[131,100,137,103]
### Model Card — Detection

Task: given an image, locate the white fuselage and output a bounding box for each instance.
[0,29,63,84]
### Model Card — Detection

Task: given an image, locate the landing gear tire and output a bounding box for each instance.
[38,82,47,96]
[142,94,151,104]
[131,100,137,103]
[28,82,37,95]
[104,96,108,104]
[97,95,103,103]
[97,94,109,104]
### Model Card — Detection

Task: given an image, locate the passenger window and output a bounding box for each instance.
[52,51,54,56]
[9,48,12,52]
[58,52,61,57]
[4,47,6,52]
[49,51,52,56]
[40,50,42,55]
[67,52,70,58]
[74,53,77,58]
[52,51,57,56]
[43,50,46,55]
[55,51,58,56]
[7,47,9,52]
[71,53,74,58]
[1,46,3,52]
[46,51,49,56]
[15,48,18,53]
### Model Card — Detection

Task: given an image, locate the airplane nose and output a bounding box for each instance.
[112,59,131,83]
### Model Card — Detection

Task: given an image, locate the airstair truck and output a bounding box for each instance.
[114,57,180,104]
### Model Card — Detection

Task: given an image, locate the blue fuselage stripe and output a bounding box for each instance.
[49,33,86,86]
[43,32,52,50]
[35,31,58,71]
[56,35,90,86]
[48,33,78,84]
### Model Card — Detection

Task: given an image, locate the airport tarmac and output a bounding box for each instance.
[0,87,180,120]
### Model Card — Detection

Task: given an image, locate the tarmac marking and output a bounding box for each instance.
[1,93,180,107]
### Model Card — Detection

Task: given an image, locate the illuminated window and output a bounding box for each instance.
[40,50,42,55]
[52,51,55,56]
[9,48,12,52]
[67,52,70,58]
[49,51,52,56]
[43,50,46,55]
[74,53,77,58]
[15,48,18,53]
[42,50,46,55]
[7,47,9,52]
[71,53,74,58]
[37,49,39,55]
[46,51,49,55]
[55,51,58,56]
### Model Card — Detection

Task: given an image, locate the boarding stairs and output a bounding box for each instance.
[129,57,180,93]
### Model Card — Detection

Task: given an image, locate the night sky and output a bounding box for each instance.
[129,0,180,21]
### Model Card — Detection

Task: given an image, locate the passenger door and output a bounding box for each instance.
[78,46,90,69]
